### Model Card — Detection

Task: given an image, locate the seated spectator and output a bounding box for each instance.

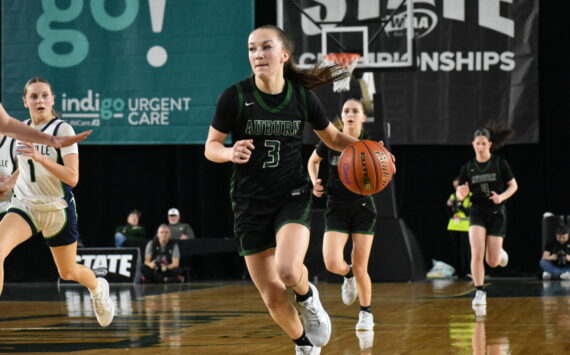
[167,208,195,240]
[540,224,570,280]
[141,224,183,283]
[115,210,146,247]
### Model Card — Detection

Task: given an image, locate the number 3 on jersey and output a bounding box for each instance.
[263,140,281,168]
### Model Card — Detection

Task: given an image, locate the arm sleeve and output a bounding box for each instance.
[57,123,79,156]
[307,91,330,131]
[544,240,555,254]
[499,158,514,181]
[458,164,468,185]
[315,141,327,158]
[172,243,181,259]
[211,86,239,134]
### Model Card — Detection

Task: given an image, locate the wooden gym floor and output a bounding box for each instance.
[0,279,569,354]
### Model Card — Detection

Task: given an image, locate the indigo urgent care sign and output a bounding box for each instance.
[1,0,253,144]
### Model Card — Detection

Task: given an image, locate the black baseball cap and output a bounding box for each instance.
[555,224,569,235]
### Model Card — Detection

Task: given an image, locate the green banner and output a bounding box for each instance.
[1,0,253,144]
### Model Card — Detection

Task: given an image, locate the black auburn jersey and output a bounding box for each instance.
[315,132,370,202]
[211,77,330,200]
[458,155,514,209]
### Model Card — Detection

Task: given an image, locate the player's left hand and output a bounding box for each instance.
[50,131,92,148]
[16,142,44,162]
[378,140,397,174]
[489,191,502,204]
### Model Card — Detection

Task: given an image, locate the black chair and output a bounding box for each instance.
[541,213,566,250]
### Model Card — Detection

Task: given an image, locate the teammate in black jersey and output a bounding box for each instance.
[205,25,359,354]
[455,125,518,311]
[307,98,377,335]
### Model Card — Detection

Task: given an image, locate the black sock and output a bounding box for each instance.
[360,305,372,313]
[475,285,484,291]
[293,331,313,346]
[344,265,354,279]
[295,286,313,303]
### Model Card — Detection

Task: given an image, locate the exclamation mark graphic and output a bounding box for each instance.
[147,0,167,67]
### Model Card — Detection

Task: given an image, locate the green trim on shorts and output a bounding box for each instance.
[276,220,311,234]
[352,230,375,236]
[275,195,312,233]
[324,228,350,234]
[239,242,276,256]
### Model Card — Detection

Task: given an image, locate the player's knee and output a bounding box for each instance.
[471,251,485,261]
[277,267,299,287]
[58,268,76,281]
[323,257,343,274]
[486,257,500,267]
[0,245,12,260]
[352,263,367,278]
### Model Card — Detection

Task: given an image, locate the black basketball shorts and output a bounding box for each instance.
[469,205,507,238]
[324,197,377,235]
[233,189,312,256]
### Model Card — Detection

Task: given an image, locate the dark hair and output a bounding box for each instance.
[256,25,350,90]
[555,224,569,236]
[129,210,141,217]
[22,77,59,119]
[473,121,515,151]
[333,97,367,131]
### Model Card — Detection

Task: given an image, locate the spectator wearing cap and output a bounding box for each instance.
[167,208,195,240]
[540,224,570,280]
[114,210,147,247]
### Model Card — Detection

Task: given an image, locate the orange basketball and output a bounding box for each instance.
[337,140,395,195]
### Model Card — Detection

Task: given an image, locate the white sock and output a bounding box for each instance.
[90,281,102,297]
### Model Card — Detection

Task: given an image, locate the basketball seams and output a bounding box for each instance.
[362,140,381,192]
[351,144,362,194]
[338,139,394,196]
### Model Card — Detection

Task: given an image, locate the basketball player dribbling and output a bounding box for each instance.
[0,77,114,327]
[307,98,379,336]
[205,25,361,354]
[456,125,518,313]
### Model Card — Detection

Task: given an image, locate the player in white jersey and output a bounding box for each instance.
[0,77,114,327]
[0,135,16,217]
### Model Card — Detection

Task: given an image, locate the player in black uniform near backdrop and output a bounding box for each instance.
[307,98,377,334]
[205,25,360,355]
[455,125,518,311]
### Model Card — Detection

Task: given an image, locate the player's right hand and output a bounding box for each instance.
[456,182,469,200]
[231,139,254,164]
[312,178,325,197]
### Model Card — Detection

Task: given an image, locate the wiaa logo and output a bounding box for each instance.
[384,3,438,39]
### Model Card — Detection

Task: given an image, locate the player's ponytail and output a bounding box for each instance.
[474,122,515,151]
[257,25,350,90]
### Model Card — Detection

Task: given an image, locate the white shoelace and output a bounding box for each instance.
[301,299,322,326]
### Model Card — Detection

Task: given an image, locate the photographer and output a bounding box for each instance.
[540,224,570,280]
[141,224,183,283]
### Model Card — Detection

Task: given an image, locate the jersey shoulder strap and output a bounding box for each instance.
[493,155,503,181]
[9,138,16,172]
[296,84,308,121]
[234,78,253,122]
